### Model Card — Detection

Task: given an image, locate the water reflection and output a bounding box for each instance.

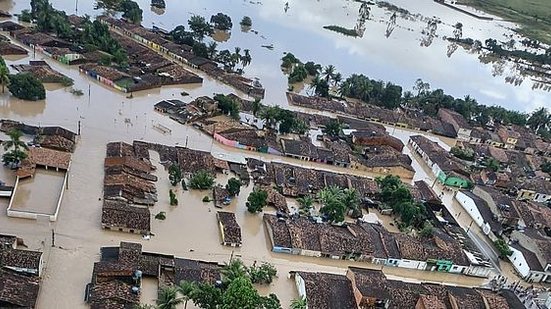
[420,17,439,47]
[385,12,397,38]
[150,6,165,16]
[6,0,548,112]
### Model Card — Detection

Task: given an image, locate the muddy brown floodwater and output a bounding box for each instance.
[0,2,525,308]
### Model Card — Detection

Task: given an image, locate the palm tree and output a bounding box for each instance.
[333,72,342,87]
[3,129,27,153]
[0,65,9,93]
[231,47,242,70]
[322,65,335,83]
[291,297,307,309]
[343,188,361,217]
[241,49,252,68]
[252,98,262,116]
[156,287,182,309]
[221,259,248,285]
[206,41,218,59]
[297,195,314,215]
[177,281,196,309]
[2,129,28,167]
[317,185,343,205]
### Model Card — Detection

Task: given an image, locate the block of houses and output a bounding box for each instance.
[350,145,414,179]
[509,229,551,283]
[351,130,404,152]
[264,214,492,277]
[409,135,471,188]
[472,186,520,228]
[515,200,551,230]
[517,177,551,203]
[497,125,521,149]
[86,242,223,308]
[455,190,502,240]
[293,267,522,309]
[438,108,472,142]
[216,211,242,247]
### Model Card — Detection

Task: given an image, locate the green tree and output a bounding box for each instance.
[318,186,347,223]
[120,0,142,24]
[248,262,277,284]
[240,16,252,27]
[527,107,549,132]
[252,98,262,116]
[221,259,248,285]
[281,52,300,69]
[296,195,314,214]
[168,164,182,186]
[485,158,500,172]
[206,41,218,59]
[188,15,213,40]
[169,189,178,206]
[8,73,45,101]
[247,189,268,213]
[542,161,551,174]
[193,42,209,58]
[304,61,321,76]
[241,49,252,68]
[0,65,10,94]
[322,65,336,83]
[226,178,241,196]
[322,119,343,137]
[288,64,307,84]
[343,188,361,218]
[419,222,434,237]
[210,13,232,30]
[2,129,28,167]
[19,9,32,22]
[188,282,223,309]
[157,286,182,309]
[494,239,512,258]
[221,276,260,309]
[291,297,307,309]
[189,170,215,190]
[214,94,240,120]
[310,75,329,97]
[177,281,196,309]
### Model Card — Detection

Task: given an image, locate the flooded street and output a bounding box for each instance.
[0,0,544,308]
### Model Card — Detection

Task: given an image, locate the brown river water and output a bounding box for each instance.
[0,0,536,307]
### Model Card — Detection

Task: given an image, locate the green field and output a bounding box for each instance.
[458,0,551,44]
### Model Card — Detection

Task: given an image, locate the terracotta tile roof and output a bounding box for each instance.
[88,280,139,309]
[174,258,222,285]
[0,249,42,273]
[296,271,356,309]
[27,146,71,169]
[101,200,150,232]
[0,269,40,308]
[217,211,242,246]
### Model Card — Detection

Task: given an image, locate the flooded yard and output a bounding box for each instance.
[0,0,540,308]
[10,169,65,215]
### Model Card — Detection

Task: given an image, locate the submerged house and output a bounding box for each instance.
[409,135,471,188]
[216,211,242,247]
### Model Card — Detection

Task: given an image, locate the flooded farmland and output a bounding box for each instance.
[0,0,545,308]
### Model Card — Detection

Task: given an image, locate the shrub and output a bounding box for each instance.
[155,211,166,220]
[189,170,215,190]
[202,196,210,202]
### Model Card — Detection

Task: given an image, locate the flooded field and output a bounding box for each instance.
[10,169,65,215]
[0,0,541,308]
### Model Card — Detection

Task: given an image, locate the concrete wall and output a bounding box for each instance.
[508,247,530,279]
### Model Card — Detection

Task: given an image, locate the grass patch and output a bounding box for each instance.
[323,25,359,37]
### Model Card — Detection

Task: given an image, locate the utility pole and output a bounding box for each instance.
[51,229,55,247]
[77,120,81,135]
[75,0,78,13]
